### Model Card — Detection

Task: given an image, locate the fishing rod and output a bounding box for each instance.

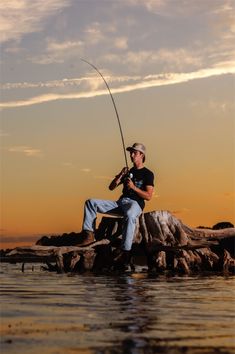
[81,59,128,169]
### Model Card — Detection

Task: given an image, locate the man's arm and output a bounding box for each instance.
[109,167,128,191]
[126,178,154,201]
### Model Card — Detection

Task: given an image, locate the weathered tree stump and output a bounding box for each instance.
[95,211,235,274]
[4,211,235,275]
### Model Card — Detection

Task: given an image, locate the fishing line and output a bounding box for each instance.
[81,59,128,169]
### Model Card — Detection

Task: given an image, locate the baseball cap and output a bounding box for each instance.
[126,143,146,155]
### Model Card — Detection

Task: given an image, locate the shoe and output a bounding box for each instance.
[77,230,95,246]
[112,248,124,262]
[113,249,131,271]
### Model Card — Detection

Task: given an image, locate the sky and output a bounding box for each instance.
[0,0,235,248]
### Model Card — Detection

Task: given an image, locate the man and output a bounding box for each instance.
[79,143,154,263]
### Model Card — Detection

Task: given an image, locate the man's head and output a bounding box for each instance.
[126,143,146,163]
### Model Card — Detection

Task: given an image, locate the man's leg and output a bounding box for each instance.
[82,198,119,232]
[119,198,142,251]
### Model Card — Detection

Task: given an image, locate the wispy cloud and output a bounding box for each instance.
[80,168,91,173]
[61,162,75,168]
[94,175,111,181]
[0,0,71,44]
[131,0,166,15]
[1,64,235,109]
[29,21,118,65]
[31,39,84,64]
[84,22,106,45]
[190,98,235,114]
[102,48,204,73]
[84,21,116,45]
[8,146,43,158]
[1,76,97,90]
[134,0,235,17]
[114,37,128,50]
[0,129,10,137]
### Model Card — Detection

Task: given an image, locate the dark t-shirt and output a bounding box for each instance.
[119,167,155,209]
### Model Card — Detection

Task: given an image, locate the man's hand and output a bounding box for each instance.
[127,179,154,201]
[119,167,129,178]
[126,177,135,190]
[109,167,129,191]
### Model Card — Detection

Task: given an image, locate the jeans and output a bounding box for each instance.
[82,197,142,251]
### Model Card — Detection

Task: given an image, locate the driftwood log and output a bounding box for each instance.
[4,211,235,275]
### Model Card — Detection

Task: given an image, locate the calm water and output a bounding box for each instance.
[0,263,235,354]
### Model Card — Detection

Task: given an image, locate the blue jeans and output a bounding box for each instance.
[82,197,142,251]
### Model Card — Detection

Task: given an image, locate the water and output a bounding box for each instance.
[1,263,235,354]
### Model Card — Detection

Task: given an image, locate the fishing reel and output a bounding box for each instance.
[123,171,133,182]
[128,172,133,180]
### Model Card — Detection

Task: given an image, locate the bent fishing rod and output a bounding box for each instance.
[81,59,129,169]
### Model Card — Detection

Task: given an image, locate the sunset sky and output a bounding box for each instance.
[1,0,235,248]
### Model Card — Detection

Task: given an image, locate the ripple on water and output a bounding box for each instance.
[0,263,235,354]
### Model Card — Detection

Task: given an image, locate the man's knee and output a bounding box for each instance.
[124,211,138,221]
[85,198,96,208]
[124,206,141,220]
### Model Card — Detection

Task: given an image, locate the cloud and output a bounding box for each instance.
[84,21,116,44]
[31,39,84,64]
[29,21,118,65]
[62,162,75,168]
[8,146,43,157]
[84,22,105,45]
[0,0,71,44]
[139,0,166,14]
[80,168,91,173]
[1,64,235,109]
[190,99,234,114]
[1,76,94,90]
[1,73,142,91]
[207,100,233,113]
[114,37,128,50]
[0,129,10,137]
[116,48,203,71]
[94,175,111,181]
[134,0,235,17]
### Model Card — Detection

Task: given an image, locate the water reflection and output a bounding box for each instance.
[102,275,160,354]
[108,276,156,334]
[1,264,235,354]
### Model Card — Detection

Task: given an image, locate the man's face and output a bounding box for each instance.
[130,150,143,163]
